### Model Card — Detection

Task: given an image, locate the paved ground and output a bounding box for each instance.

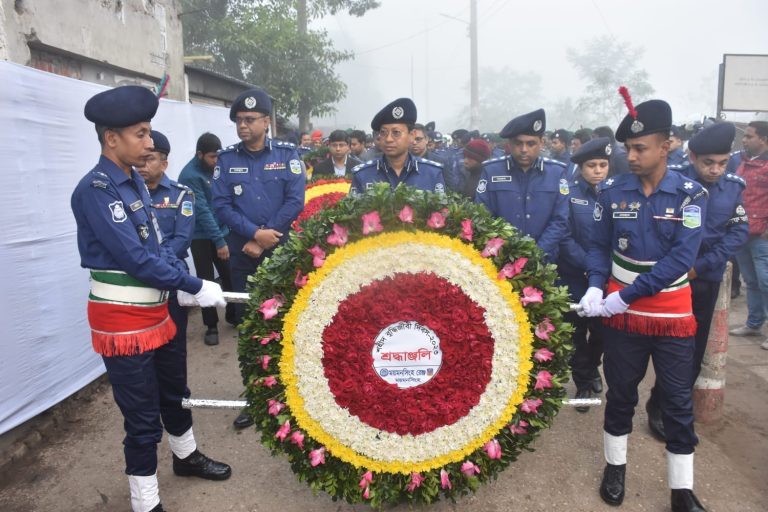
[1,294,767,512]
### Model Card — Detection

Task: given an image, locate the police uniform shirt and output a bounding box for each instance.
[71,155,201,293]
[350,153,446,195]
[475,155,570,260]
[586,170,707,304]
[558,175,599,284]
[212,139,306,239]
[674,164,749,282]
[148,175,195,260]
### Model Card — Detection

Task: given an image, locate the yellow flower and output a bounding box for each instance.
[304,181,351,204]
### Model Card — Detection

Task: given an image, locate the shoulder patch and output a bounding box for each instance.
[180,200,193,217]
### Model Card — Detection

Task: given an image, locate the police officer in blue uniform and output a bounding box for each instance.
[558,137,612,411]
[668,126,690,167]
[72,87,230,512]
[212,88,305,429]
[475,109,570,262]
[646,123,749,440]
[350,98,446,195]
[579,96,707,512]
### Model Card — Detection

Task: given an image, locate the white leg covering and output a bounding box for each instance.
[168,427,197,459]
[603,431,628,465]
[128,473,160,512]
[667,451,694,490]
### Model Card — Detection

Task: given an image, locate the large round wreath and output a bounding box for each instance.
[238,184,572,507]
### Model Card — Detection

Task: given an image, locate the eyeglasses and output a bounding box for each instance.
[378,129,407,140]
[413,136,426,143]
[234,115,267,125]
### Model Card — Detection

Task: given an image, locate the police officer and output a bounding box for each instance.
[212,88,305,429]
[558,138,612,412]
[71,87,230,512]
[579,95,707,511]
[668,126,690,167]
[475,109,570,262]
[646,123,749,440]
[350,98,446,195]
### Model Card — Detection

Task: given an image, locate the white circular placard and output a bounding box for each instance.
[372,321,442,389]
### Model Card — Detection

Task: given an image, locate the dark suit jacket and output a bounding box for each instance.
[313,155,363,176]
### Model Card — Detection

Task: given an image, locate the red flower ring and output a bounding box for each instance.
[294,192,347,228]
[322,272,494,435]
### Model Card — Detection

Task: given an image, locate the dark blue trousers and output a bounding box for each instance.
[102,296,193,476]
[602,325,698,454]
[227,233,271,324]
[565,311,604,390]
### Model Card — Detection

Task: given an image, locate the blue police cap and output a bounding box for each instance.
[229,88,272,120]
[430,131,443,142]
[371,98,417,131]
[615,99,672,143]
[84,85,158,127]
[571,137,613,164]
[687,122,735,156]
[552,128,571,143]
[499,109,546,139]
[150,130,171,155]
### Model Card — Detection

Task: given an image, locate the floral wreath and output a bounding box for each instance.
[238,184,572,507]
[292,179,351,230]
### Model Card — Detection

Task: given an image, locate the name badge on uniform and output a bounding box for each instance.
[229,167,249,174]
[365,182,375,190]
[109,201,127,223]
[491,175,512,183]
[234,184,243,196]
[570,198,589,206]
[682,205,702,229]
[129,200,143,212]
[613,211,638,219]
[180,201,193,217]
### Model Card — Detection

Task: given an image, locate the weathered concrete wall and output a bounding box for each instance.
[0,0,185,99]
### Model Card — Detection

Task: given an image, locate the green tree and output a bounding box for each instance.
[180,0,379,130]
[566,35,655,126]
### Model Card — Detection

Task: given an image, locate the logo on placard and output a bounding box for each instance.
[371,321,442,389]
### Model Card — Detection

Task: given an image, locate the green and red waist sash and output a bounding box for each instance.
[604,251,697,338]
[87,270,176,356]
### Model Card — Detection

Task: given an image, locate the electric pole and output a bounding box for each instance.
[470,0,479,130]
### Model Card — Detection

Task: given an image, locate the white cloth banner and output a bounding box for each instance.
[0,61,238,434]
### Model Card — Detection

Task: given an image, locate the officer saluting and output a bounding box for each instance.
[579,90,708,512]
[475,109,570,261]
[350,98,446,195]
[71,87,230,512]
[646,123,749,440]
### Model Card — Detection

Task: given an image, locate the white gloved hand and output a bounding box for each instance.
[599,291,629,317]
[578,287,605,317]
[194,280,226,308]
[177,290,197,307]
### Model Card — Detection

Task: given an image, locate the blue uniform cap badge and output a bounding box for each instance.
[533,119,543,132]
[244,96,257,109]
[109,201,127,223]
[392,106,404,119]
[630,120,644,133]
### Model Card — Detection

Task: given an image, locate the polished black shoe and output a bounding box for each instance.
[204,326,219,346]
[592,375,603,393]
[172,449,231,480]
[574,388,592,413]
[645,397,666,441]
[233,410,254,429]
[149,504,165,512]
[671,489,706,512]
[599,463,626,506]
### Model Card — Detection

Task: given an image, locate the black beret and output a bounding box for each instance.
[425,121,436,132]
[688,122,736,156]
[499,109,546,139]
[431,131,443,142]
[552,129,571,143]
[571,137,612,164]
[452,128,469,139]
[616,99,672,142]
[150,130,171,155]
[371,97,417,131]
[84,85,158,127]
[229,88,272,120]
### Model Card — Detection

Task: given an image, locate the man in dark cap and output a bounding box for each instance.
[558,138,612,412]
[350,98,445,195]
[212,88,305,429]
[474,108,569,262]
[645,123,748,440]
[668,126,689,167]
[459,138,491,200]
[72,86,231,512]
[549,129,572,163]
[579,89,708,512]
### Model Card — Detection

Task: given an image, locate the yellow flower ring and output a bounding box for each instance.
[280,232,533,474]
[303,179,351,203]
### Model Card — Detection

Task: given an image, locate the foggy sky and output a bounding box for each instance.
[311,0,768,133]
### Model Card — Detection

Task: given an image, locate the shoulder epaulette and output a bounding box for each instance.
[352,162,372,173]
[668,163,686,171]
[274,140,296,149]
[730,150,740,157]
[543,157,567,168]
[218,145,237,155]
[482,156,507,166]
[725,173,746,186]
[171,181,192,192]
[416,157,444,168]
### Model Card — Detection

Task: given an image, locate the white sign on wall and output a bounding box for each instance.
[721,54,768,112]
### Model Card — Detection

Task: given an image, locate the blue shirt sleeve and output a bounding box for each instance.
[164,189,195,259]
[535,170,570,261]
[586,191,613,290]
[693,188,749,276]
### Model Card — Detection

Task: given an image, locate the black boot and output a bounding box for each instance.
[671,489,706,512]
[149,504,165,512]
[574,388,592,413]
[645,395,666,441]
[592,375,603,393]
[233,410,254,429]
[599,463,626,506]
[172,449,231,480]
[204,326,219,346]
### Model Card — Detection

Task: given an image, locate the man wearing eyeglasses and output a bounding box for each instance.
[350,98,446,195]
[313,129,362,177]
[212,88,305,429]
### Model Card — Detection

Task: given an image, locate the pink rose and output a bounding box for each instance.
[361,211,383,235]
[498,257,528,279]
[534,370,553,391]
[521,286,544,305]
[267,399,285,416]
[481,237,505,257]
[262,375,278,388]
[261,355,271,370]
[398,205,414,223]
[259,296,284,320]
[460,219,474,241]
[307,245,326,268]
[275,420,290,441]
[460,461,480,477]
[427,212,446,229]
[309,446,326,466]
[259,331,281,345]
[294,269,308,288]
[358,471,373,488]
[407,472,424,492]
[521,398,543,414]
[440,469,452,490]
[290,430,304,449]
[509,420,529,435]
[362,486,370,500]
[534,317,555,340]
[533,347,554,362]
[483,438,502,459]
[326,223,349,247]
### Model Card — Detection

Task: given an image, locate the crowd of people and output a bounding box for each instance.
[69,83,768,512]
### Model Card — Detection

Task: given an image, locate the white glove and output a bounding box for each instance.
[194,280,226,308]
[177,290,197,307]
[599,291,629,317]
[578,287,605,317]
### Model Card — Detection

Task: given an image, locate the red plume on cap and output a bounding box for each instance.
[618,86,637,119]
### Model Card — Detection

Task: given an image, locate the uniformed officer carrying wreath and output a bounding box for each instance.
[71,86,230,512]
[579,89,707,512]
